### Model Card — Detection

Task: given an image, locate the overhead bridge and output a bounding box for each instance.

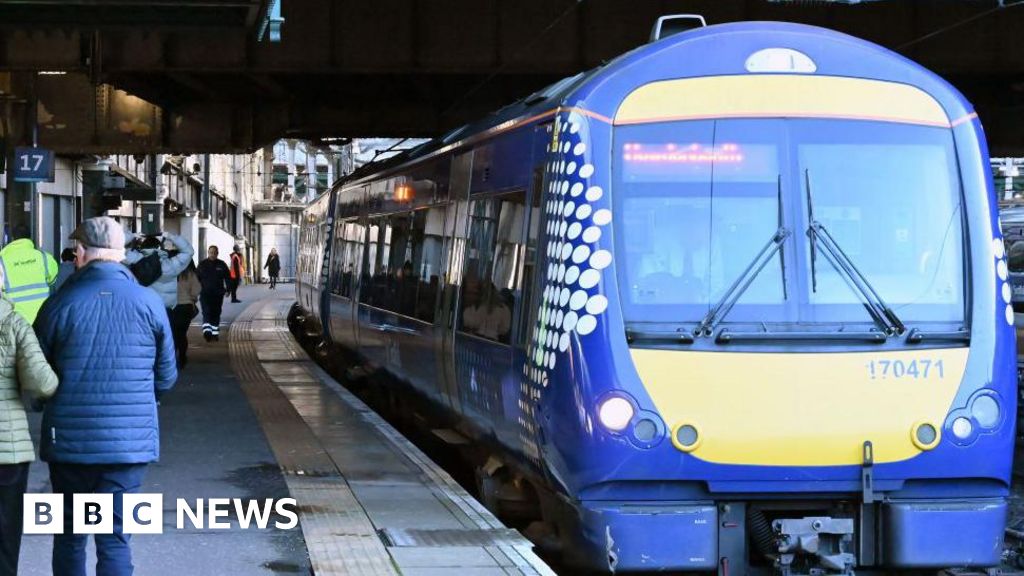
[1,0,1023,154]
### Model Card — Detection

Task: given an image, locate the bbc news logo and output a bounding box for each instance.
[24,495,299,534]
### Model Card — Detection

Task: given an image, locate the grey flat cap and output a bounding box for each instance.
[69,216,125,249]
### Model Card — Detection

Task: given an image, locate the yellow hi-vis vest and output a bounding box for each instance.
[0,239,58,324]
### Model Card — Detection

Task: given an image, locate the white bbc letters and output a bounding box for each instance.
[123,494,163,534]
[73,494,113,534]
[207,498,232,529]
[24,494,301,533]
[23,494,63,534]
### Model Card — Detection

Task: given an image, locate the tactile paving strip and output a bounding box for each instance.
[230,308,398,576]
[379,527,526,547]
[232,298,556,576]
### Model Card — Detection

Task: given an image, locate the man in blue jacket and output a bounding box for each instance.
[34,216,177,576]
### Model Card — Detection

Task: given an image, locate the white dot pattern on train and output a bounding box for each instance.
[995,237,1013,326]
[519,110,612,461]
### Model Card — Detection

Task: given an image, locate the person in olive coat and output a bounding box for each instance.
[0,278,59,575]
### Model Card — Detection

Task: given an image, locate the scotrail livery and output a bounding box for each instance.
[294,20,1014,574]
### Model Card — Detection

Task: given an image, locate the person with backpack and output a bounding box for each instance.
[123,232,194,313]
[197,245,231,342]
[228,245,245,303]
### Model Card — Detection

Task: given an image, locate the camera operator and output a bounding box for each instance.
[124,232,195,323]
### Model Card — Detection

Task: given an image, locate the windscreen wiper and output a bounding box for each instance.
[695,227,790,337]
[777,174,788,301]
[805,170,906,336]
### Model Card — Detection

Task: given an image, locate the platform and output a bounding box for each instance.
[20,286,554,576]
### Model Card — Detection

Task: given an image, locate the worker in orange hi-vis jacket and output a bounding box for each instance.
[227,245,245,303]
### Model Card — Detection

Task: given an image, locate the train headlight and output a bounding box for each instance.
[951,417,974,440]
[597,397,634,432]
[971,395,1001,429]
[671,423,701,452]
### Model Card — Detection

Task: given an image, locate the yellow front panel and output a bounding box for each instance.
[631,348,968,466]
[614,75,951,128]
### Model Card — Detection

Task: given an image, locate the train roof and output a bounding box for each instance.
[339,68,599,184]
[338,20,973,188]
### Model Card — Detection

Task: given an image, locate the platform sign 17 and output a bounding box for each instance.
[12,147,55,183]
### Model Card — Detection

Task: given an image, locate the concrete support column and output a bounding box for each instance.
[3,152,33,241]
[286,140,296,201]
[262,146,274,202]
[198,216,210,260]
[199,153,210,256]
[180,210,199,262]
[2,73,33,243]
[304,142,316,201]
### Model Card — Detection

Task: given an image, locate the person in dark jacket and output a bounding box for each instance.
[264,247,281,289]
[34,216,177,576]
[196,245,231,342]
[52,247,77,294]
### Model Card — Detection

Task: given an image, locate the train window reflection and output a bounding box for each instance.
[1009,241,1024,273]
[457,192,527,343]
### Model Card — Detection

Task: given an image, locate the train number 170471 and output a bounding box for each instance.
[866,359,944,380]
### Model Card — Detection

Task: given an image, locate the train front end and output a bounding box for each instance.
[533,23,1015,573]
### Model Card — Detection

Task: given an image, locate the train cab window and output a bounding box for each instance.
[457,191,527,343]
[614,118,966,328]
[794,120,964,323]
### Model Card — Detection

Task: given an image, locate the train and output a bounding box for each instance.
[293,19,1015,575]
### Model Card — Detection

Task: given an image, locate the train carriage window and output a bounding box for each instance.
[384,212,416,316]
[330,220,362,297]
[342,222,365,298]
[1009,241,1024,273]
[413,207,446,322]
[361,218,392,308]
[330,223,345,294]
[457,191,527,343]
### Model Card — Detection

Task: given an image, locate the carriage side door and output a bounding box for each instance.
[437,151,473,414]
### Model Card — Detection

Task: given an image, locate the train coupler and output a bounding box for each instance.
[774,517,856,576]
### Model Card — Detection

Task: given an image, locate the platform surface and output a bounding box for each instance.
[20,285,554,576]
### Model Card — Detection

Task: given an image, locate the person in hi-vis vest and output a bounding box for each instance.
[228,245,245,303]
[0,233,58,324]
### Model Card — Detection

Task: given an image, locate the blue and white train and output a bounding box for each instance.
[295,20,1015,574]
